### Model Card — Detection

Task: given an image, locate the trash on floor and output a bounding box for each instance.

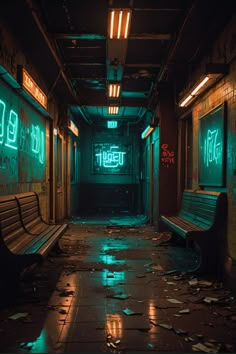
[8,313,28,320]
[122,308,143,316]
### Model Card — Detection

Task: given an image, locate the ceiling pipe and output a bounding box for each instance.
[77,106,92,125]
[157,0,197,82]
[25,0,91,125]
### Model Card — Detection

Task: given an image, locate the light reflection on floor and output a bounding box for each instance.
[4,215,235,353]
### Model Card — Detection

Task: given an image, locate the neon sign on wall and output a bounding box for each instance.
[19,67,48,110]
[0,98,44,164]
[0,85,46,184]
[93,143,132,174]
[203,129,222,167]
[199,103,225,186]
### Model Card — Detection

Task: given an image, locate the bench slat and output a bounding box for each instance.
[0,192,68,285]
[160,189,227,274]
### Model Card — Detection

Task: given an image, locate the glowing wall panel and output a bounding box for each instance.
[93,143,132,174]
[0,80,46,184]
[199,103,226,187]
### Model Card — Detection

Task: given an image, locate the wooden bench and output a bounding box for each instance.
[0,193,68,290]
[160,189,227,273]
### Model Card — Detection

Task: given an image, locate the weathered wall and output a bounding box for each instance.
[79,123,140,213]
[0,17,59,222]
[185,14,236,287]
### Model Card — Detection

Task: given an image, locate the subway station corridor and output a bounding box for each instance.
[0,217,235,353]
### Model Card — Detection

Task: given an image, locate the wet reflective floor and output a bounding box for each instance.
[0,216,236,353]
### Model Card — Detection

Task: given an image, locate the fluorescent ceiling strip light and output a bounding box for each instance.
[179,75,211,107]
[110,11,114,39]
[108,9,131,39]
[108,84,121,97]
[124,11,131,39]
[141,125,154,139]
[179,94,193,107]
[191,76,209,95]
[116,85,120,97]
[117,11,123,39]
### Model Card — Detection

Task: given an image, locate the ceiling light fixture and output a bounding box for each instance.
[178,63,228,107]
[108,106,119,115]
[141,125,154,139]
[108,9,131,39]
[108,83,121,97]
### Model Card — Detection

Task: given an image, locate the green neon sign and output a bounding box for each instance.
[95,145,126,168]
[0,97,45,164]
[93,143,132,174]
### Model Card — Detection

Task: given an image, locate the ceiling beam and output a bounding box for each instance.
[125,63,161,68]
[25,0,80,104]
[129,33,171,40]
[133,8,183,11]
[54,33,106,40]
[65,62,105,66]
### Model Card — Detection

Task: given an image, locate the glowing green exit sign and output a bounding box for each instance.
[107,120,117,128]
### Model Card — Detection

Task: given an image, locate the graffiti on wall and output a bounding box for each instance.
[161,143,175,168]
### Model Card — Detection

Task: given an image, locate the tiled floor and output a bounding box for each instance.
[0,216,236,353]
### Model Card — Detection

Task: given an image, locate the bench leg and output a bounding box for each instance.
[189,237,217,275]
[0,239,43,294]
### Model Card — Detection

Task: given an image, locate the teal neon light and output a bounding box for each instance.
[107,120,117,128]
[0,97,45,164]
[204,128,221,167]
[31,124,45,164]
[95,145,126,168]
[0,99,6,144]
[5,110,18,150]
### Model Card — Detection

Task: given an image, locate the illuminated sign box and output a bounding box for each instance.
[17,66,48,110]
[93,143,132,174]
[198,103,226,187]
[68,119,79,136]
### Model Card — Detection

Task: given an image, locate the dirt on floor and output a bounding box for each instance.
[0,222,236,353]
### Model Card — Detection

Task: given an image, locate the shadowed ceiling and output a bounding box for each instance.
[1,0,234,128]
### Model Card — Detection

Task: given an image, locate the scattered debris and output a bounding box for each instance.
[174,328,188,335]
[192,342,221,352]
[148,343,155,348]
[198,280,213,287]
[107,293,130,300]
[158,323,173,330]
[179,308,190,314]
[20,342,33,350]
[123,308,143,316]
[106,333,120,348]
[189,278,198,286]
[184,337,195,342]
[203,297,219,304]
[151,265,164,271]
[8,313,28,320]
[167,298,183,304]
